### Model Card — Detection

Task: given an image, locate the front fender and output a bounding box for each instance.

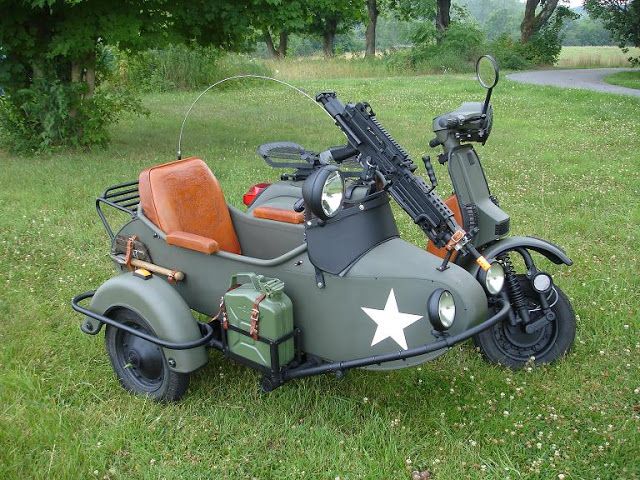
[82,272,208,373]
[468,236,573,277]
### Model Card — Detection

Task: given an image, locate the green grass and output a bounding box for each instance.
[604,70,640,90]
[266,56,399,80]
[1,74,639,479]
[557,46,640,68]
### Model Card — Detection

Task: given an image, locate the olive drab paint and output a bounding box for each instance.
[224,273,295,369]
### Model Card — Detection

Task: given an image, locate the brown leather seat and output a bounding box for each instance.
[138,157,241,255]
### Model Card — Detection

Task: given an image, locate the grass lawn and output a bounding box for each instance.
[604,70,640,90]
[1,74,639,479]
[557,46,640,68]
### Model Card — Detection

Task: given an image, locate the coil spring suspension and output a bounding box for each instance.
[499,252,529,322]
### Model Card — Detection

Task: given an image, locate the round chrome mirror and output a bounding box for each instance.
[476,55,499,89]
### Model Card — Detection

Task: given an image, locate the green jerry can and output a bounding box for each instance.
[224,273,295,370]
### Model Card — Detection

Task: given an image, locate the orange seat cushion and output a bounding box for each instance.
[139,157,241,254]
[253,206,304,224]
[166,231,220,255]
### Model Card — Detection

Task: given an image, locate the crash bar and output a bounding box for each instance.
[282,297,511,380]
[71,291,221,350]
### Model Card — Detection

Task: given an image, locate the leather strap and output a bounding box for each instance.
[124,235,138,270]
[249,293,267,340]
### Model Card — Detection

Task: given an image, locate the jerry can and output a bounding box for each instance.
[224,273,294,370]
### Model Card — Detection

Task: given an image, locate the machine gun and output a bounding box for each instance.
[316,91,490,270]
[316,92,454,246]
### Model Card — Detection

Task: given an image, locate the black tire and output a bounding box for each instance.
[105,309,190,402]
[473,275,576,369]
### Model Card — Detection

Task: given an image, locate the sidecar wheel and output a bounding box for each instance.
[474,275,575,369]
[105,309,190,402]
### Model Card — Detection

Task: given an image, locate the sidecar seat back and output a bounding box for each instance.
[138,157,242,255]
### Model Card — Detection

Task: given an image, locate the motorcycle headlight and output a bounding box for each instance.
[428,289,456,331]
[478,261,505,295]
[486,262,505,295]
[302,165,344,220]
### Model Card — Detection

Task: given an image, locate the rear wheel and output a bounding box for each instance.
[474,275,575,369]
[105,309,190,402]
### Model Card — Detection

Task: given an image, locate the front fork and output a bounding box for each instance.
[497,247,557,332]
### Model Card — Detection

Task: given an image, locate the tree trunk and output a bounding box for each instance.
[436,0,451,34]
[277,31,288,58]
[520,0,539,43]
[70,62,81,118]
[323,17,338,58]
[520,0,559,43]
[71,62,81,83]
[85,64,96,98]
[264,32,279,58]
[365,0,378,58]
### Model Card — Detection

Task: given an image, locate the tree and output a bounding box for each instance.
[389,0,454,42]
[585,0,640,64]
[250,0,310,58]
[307,0,364,57]
[520,0,577,43]
[365,0,380,57]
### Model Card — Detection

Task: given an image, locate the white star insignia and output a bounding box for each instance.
[361,289,423,350]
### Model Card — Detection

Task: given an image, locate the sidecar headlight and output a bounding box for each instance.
[302,165,344,220]
[428,289,456,331]
[481,261,505,295]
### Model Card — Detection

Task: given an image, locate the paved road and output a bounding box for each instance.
[507,68,640,97]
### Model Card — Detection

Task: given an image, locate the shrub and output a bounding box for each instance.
[122,44,272,93]
[488,35,532,70]
[0,79,145,152]
[387,22,486,74]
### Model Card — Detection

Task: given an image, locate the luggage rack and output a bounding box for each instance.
[96,180,139,240]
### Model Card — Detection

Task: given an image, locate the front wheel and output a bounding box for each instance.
[473,275,576,369]
[105,308,190,402]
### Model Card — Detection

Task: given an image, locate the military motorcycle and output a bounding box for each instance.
[72,55,576,401]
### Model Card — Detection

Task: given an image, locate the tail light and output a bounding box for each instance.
[243,183,270,206]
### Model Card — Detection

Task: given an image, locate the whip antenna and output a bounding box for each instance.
[177,75,330,160]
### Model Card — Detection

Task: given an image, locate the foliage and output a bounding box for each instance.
[487,35,532,70]
[562,11,615,46]
[249,0,311,58]
[585,0,640,65]
[306,0,365,56]
[387,21,486,73]
[0,0,260,151]
[0,80,145,152]
[122,45,272,93]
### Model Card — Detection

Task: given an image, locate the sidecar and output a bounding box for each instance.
[72,155,509,400]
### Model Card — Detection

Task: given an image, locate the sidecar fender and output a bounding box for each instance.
[81,273,208,373]
[467,236,573,277]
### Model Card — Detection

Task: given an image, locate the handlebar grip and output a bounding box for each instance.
[429,138,442,148]
[329,145,358,162]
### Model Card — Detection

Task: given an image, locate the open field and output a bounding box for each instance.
[1,75,639,479]
[267,56,406,80]
[605,70,640,90]
[557,46,640,68]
